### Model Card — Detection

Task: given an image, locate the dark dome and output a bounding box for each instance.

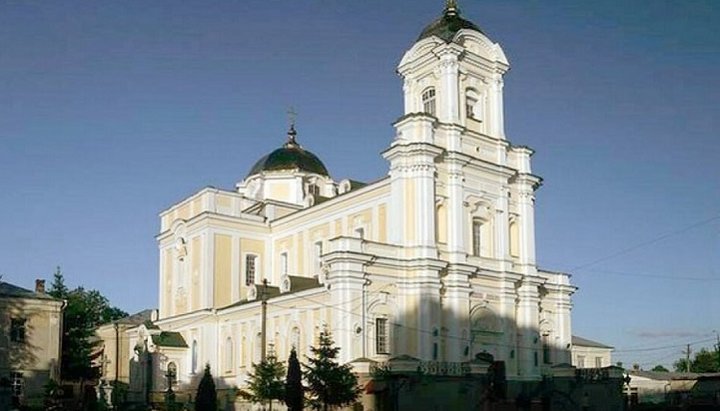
[418,4,483,43]
[247,127,329,178]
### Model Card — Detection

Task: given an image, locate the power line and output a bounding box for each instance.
[570,213,720,271]
[579,268,720,282]
[613,337,716,353]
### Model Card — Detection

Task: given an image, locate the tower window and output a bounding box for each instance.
[11,372,23,400]
[375,318,389,354]
[308,184,320,197]
[466,89,478,119]
[472,219,483,256]
[245,254,257,286]
[422,88,436,116]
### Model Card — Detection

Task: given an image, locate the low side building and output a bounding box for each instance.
[626,371,720,406]
[95,309,155,385]
[0,279,64,408]
[571,335,614,369]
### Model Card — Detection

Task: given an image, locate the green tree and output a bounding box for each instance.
[651,365,669,372]
[285,348,304,411]
[674,348,720,373]
[47,268,127,382]
[195,364,218,411]
[243,351,286,410]
[303,328,360,411]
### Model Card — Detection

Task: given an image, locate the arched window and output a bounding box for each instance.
[225,337,234,373]
[509,218,520,257]
[167,362,177,386]
[191,340,198,374]
[290,327,301,351]
[472,218,484,256]
[313,241,323,274]
[422,88,436,116]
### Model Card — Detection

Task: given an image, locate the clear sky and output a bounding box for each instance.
[1,0,718,369]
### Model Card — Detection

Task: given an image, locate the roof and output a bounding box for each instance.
[114,309,155,326]
[247,126,329,178]
[0,281,60,301]
[417,3,483,43]
[572,335,614,349]
[151,331,188,348]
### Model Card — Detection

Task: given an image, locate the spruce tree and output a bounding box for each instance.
[244,351,286,411]
[195,364,217,411]
[285,348,304,411]
[304,328,360,411]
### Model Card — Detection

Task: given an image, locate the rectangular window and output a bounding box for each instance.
[375,318,389,354]
[313,241,323,273]
[280,252,288,275]
[245,255,256,286]
[11,372,24,398]
[577,355,585,368]
[595,357,603,368]
[10,318,26,343]
[472,220,483,256]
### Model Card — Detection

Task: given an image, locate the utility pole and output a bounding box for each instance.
[682,344,692,373]
[261,279,268,362]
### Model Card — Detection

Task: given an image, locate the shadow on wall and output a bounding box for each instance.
[1,292,42,409]
[357,296,625,411]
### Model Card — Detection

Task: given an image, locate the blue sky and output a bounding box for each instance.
[1,0,718,369]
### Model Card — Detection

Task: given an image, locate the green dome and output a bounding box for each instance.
[247,127,330,178]
[418,3,483,43]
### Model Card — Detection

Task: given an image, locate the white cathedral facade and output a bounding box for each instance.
[128,0,576,398]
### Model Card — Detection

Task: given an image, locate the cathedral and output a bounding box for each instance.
[127,1,586,407]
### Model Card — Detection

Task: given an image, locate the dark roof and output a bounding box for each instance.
[418,4,483,43]
[0,281,59,301]
[247,126,329,178]
[572,335,614,349]
[151,331,188,348]
[287,275,321,293]
[114,309,155,326]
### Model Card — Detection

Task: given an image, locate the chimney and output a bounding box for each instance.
[35,279,46,294]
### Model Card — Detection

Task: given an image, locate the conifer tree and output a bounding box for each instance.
[244,350,286,411]
[195,364,217,411]
[285,348,304,411]
[304,327,360,411]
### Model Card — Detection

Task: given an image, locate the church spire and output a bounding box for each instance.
[285,107,299,147]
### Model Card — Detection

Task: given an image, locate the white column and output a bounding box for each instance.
[516,278,541,379]
[517,183,537,267]
[437,48,461,124]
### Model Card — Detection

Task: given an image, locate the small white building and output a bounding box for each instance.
[571,335,614,368]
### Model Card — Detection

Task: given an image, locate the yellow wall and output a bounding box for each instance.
[163,249,172,316]
[214,234,232,308]
[405,181,416,242]
[269,183,291,202]
[378,204,387,243]
[191,236,202,310]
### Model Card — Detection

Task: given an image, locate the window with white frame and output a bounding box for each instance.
[422,88,436,116]
[577,355,585,368]
[167,362,177,385]
[225,337,233,373]
[308,184,320,197]
[595,357,603,368]
[11,372,23,399]
[245,254,257,286]
[191,340,198,374]
[280,252,288,276]
[10,318,26,343]
[472,219,484,256]
[375,318,389,354]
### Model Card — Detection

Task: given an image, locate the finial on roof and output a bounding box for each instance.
[286,106,298,146]
[444,0,459,16]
